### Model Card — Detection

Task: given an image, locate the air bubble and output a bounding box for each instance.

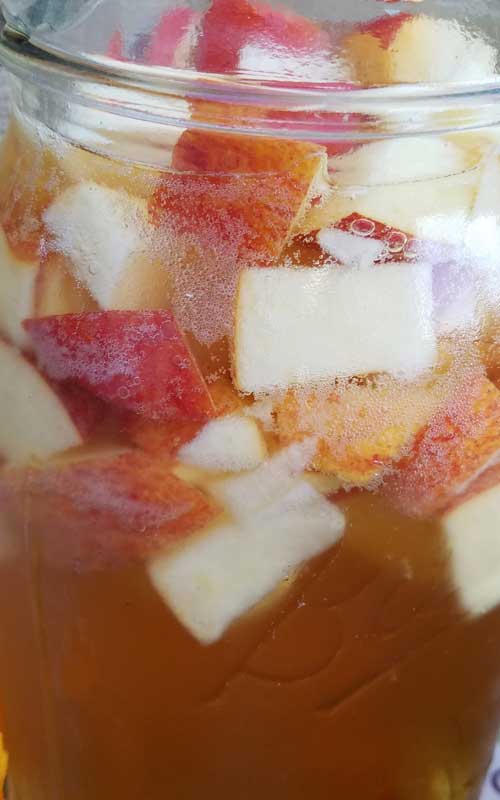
[385,231,408,254]
[350,217,375,237]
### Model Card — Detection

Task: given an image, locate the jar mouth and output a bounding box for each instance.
[3,23,500,140]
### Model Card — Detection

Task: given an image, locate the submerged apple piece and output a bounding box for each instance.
[43,182,171,310]
[443,464,500,618]
[0,226,38,349]
[34,253,98,317]
[24,311,215,422]
[150,131,328,344]
[0,116,67,261]
[148,442,344,644]
[0,450,220,570]
[234,262,436,394]
[195,0,350,81]
[344,12,411,85]
[345,13,496,86]
[275,374,450,486]
[178,413,267,472]
[300,137,478,242]
[0,338,85,463]
[390,15,497,84]
[383,376,500,516]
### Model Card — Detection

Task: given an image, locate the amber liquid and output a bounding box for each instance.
[0,490,499,800]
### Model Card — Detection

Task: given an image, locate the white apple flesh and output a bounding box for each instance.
[0,338,83,464]
[234,263,436,394]
[43,182,170,310]
[443,481,500,617]
[178,413,267,472]
[148,465,344,645]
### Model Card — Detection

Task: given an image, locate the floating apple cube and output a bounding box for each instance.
[151,131,328,344]
[345,13,496,85]
[234,262,436,394]
[148,442,344,644]
[43,182,171,310]
[178,414,267,472]
[300,138,478,243]
[0,226,38,349]
[443,466,500,617]
[0,338,86,463]
[24,311,215,422]
[195,0,350,81]
[384,376,500,516]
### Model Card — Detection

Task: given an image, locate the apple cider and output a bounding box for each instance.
[1,1,500,798]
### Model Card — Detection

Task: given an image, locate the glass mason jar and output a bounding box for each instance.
[0,2,500,798]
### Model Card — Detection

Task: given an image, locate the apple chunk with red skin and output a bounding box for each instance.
[24,311,216,422]
[195,0,350,81]
[150,131,328,344]
[442,464,500,619]
[383,376,500,517]
[0,337,101,464]
[0,450,220,570]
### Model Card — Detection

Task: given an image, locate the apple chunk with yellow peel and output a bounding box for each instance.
[234,262,436,394]
[43,181,171,310]
[0,338,89,464]
[275,374,451,487]
[0,225,39,349]
[442,465,500,618]
[383,376,500,517]
[0,450,220,570]
[24,311,216,422]
[148,442,344,644]
[150,132,328,344]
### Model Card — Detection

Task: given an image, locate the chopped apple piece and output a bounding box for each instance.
[317,227,386,267]
[148,473,344,644]
[275,374,449,486]
[178,414,267,472]
[345,14,496,86]
[43,182,171,310]
[24,311,216,422]
[329,137,473,187]
[383,376,500,516]
[195,0,351,81]
[0,451,220,569]
[0,226,38,349]
[299,138,478,243]
[234,263,436,394]
[150,131,328,344]
[209,439,317,519]
[390,15,496,84]
[443,466,500,617]
[0,338,84,463]
[0,115,68,261]
[34,253,98,317]
[146,7,199,67]
[344,13,410,86]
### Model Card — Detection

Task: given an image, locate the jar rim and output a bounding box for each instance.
[3,23,500,140]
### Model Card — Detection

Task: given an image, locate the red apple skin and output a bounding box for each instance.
[107,7,199,66]
[0,451,221,570]
[24,311,216,422]
[195,0,332,74]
